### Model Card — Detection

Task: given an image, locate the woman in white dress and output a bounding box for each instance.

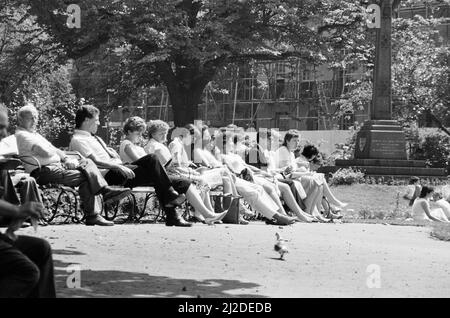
[273,130,347,221]
[412,186,449,222]
[119,117,227,224]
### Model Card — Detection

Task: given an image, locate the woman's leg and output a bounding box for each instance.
[277,182,314,222]
[186,185,220,218]
[235,180,295,225]
[222,176,237,196]
[311,185,330,222]
[321,180,347,208]
[261,182,287,215]
[200,190,215,211]
[221,169,239,195]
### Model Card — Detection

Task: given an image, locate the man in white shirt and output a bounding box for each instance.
[15,104,131,226]
[0,103,43,216]
[69,105,191,227]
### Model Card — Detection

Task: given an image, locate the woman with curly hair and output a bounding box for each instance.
[119,117,227,225]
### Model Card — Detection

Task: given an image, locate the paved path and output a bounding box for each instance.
[18,222,450,298]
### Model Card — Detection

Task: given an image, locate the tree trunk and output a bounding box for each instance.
[155,59,222,127]
[166,84,204,127]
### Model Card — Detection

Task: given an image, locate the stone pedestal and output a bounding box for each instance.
[354,120,407,160]
[322,120,448,177]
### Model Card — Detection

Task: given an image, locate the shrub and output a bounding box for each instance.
[329,167,365,186]
[8,64,78,146]
[409,130,450,173]
[422,133,449,169]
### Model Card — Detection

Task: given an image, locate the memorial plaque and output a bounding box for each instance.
[355,122,407,160]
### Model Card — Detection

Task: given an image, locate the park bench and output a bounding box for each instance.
[17,151,86,224]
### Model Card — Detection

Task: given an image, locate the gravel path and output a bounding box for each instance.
[17,222,450,298]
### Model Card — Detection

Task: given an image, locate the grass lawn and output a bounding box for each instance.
[331,184,449,231]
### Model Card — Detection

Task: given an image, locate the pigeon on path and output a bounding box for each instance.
[274,233,289,260]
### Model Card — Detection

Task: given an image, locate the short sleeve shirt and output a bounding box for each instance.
[119,140,146,164]
[144,138,172,166]
[15,127,60,173]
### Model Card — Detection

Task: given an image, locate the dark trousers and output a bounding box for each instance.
[0,234,56,298]
[0,170,44,226]
[104,154,186,205]
[0,170,20,205]
[31,158,108,216]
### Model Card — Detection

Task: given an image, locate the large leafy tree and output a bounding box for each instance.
[1,1,77,143]
[25,0,366,126]
[0,0,63,103]
[332,2,450,128]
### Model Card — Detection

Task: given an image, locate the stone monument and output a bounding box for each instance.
[331,0,447,177]
[354,0,407,161]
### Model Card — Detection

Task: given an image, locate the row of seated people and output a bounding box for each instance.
[3,103,348,228]
[117,116,348,225]
[6,103,193,227]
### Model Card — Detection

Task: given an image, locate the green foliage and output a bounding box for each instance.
[25,0,366,126]
[7,64,78,145]
[329,167,365,186]
[326,124,360,165]
[1,2,77,144]
[421,133,450,169]
[333,14,450,125]
[407,128,450,171]
[0,1,64,104]
[107,127,123,149]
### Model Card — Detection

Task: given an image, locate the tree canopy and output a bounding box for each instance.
[24,0,366,126]
[0,1,63,103]
[332,14,450,127]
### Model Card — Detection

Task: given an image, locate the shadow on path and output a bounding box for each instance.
[53,253,265,298]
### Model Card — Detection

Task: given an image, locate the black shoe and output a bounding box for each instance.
[164,192,186,208]
[85,214,114,226]
[164,208,192,227]
[101,186,131,205]
[166,217,193,227]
